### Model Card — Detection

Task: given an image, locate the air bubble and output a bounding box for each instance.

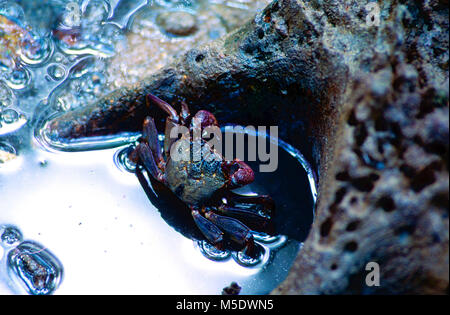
[231,243,268,268]
[253,233,287,249]
[5,67,31,90]
[0,141,18,166]
[253,233,282,244]
[0,1,25,21]
[0,225,23,248]
[0,81,15,108]
[0,109,27,135]
[154,0,197,8]
[47,64,66,81]
[53,52,64,63]
[57,1,122,58]
[0,141,16,155]
[7,241,63,295]
[115,146,137,173]
[1,108,19,123]
[52,69,110,112]
[0,142,17,170]
[19,35,53,66]
[198,240,231,261]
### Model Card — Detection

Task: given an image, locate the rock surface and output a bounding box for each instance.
[47,0,449,294]
[271,0,449,295]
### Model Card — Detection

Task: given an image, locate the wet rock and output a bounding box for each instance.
[156,11,198,36]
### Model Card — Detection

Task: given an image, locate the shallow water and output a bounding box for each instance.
[0,0,316,295]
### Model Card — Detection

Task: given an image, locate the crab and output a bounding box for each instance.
[129,94,275,256]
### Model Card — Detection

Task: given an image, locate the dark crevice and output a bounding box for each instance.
[431,192,449,210]
[351,174,380,192]
[347,109,358,126]
[336,171,351,181]
[376,195,396,212]
[346,220,361,232]
[320,217,334,237]
[195,54,205,63]
[344,241,358,252]
[411,165,437,192]
[394,224,416,236]
[355,123,368,146]
[334,187,348,205]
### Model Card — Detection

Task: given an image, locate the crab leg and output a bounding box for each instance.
[225,192,275,210]
[136,142,165,182]
[191,209,224,246]
[142,116,164,167]
[216,192,275,232]
[216,205,274,235]
[147,94,179,122]
[204,211,255,256]
[146,94,188,159]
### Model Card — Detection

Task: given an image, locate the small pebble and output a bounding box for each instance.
[156,11,198,36]
[222,282,241,295]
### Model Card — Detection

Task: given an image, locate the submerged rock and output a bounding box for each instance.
[156,11,198,36]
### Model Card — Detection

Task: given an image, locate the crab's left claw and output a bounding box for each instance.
[205,211,256,257]
[222,160,255,189]
[191,208,224,247]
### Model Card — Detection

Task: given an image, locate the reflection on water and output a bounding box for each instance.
[0,0,315,294]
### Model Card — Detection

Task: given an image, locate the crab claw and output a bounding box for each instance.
[205,211,256,257]
[222,160,255,189]
[192,110,219,129]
